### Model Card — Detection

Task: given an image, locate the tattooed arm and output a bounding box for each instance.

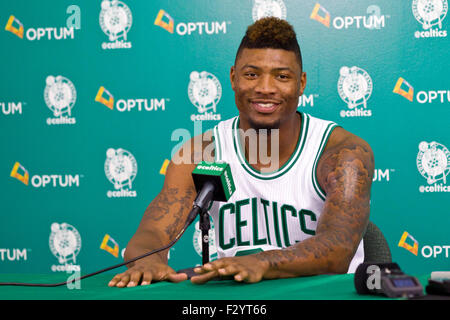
[191,127,374,283]
[108,132,214,287]
[263,127,374,277]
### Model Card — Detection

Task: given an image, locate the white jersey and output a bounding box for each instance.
[208,112,364,273]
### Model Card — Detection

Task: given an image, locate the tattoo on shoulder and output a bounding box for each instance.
[318,139,374,197]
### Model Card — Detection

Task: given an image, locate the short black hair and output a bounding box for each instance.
[235,17,303,71]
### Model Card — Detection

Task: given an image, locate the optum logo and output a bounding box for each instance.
[154,9,228,36]
[373,169,394,182]
[31,174,81,188]
[0,248,28,261]
[398,231,450,259]
[10,162,82,188]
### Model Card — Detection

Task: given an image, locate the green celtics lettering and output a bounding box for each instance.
[217,197,317,254]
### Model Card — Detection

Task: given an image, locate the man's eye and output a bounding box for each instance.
[278,74,290,80]
[245,72,257,78]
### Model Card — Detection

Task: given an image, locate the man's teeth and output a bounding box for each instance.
[258,103,275,108]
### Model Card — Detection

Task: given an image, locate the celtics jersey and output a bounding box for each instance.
[208,112,364,274]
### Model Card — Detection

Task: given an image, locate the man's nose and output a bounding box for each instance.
[254,75,276,95]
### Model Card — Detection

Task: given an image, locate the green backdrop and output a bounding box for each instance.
[0,0,448,278]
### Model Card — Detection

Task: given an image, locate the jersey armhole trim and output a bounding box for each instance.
[213,125,222,162]
[311,123,339,201]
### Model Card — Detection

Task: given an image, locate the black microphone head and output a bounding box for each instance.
[192,161,235,202]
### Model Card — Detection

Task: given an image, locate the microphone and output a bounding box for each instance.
[0,161,235,287]
[185,161,236,226]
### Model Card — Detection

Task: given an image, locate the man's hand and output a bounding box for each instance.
[191,255,270,284]
[108,261,188,287]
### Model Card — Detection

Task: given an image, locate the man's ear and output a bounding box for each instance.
[299,72,307,96]
[230,66,236,91]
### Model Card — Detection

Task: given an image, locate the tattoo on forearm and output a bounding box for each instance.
[141,186,195,238]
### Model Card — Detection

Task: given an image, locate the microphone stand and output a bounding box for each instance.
[199,207,210,266]
[176,182,215,278]
[176,206,212,279]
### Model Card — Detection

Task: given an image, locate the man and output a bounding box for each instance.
[108,17,374,287]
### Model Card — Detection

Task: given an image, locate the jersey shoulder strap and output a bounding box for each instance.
[212,116,237,162]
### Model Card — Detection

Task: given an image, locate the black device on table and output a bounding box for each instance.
[426,278,450,296]
[354,262,424,298]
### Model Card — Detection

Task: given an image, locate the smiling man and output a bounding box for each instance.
[108,17,374,287]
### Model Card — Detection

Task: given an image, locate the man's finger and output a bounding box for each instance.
[218,264,239,277]
[193,267,205,274]
[194,260,227,274]
[127,271,143,287]
[199,263,215,272]
[108,273,124,287]
[193,264,214,274]
[234,270,249,282]
[191,270,219,285]
[141,271,153,286]
[115,273,130,288]
[167,272,188,283]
